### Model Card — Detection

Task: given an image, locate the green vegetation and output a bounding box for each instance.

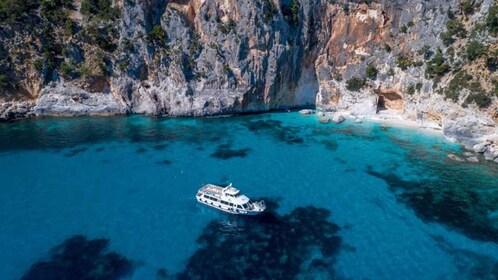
[486,49,498,71]
[487,4,498,35]
[345,77,366,91]
[396,56,422,70]
[446,19,467,38]
[444,70,472,101]
[425,49,450,78]
[366,64,377,79]
[464,82,491,108]
[461,0,476,15]
[147,25,167,45]
[81,0,120,20]
[441,19,467,46]
[418,45,433,60]
[222,64,230,74]
[0,0,38,22]
[0,74,8,92]
[400,25,407,33]
[407,84,415,95]
[465,41,487,61]
[60,61,78,78]
[290,0,299,27]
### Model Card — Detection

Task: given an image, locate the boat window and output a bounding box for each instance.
[237,205,242,209]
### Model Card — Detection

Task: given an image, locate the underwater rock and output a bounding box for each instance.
[177,204,342,279]
[466,156,479,163]
[211,144,251,160]
[366,167,498,244]
[21,235,134,280]
[463,152,474,157]
[447,154,465,162]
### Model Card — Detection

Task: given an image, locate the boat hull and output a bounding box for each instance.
[196,196,262,215]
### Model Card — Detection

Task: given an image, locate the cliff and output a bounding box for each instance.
[0,0,497,146]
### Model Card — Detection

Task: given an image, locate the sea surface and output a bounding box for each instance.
[0,112,497,279]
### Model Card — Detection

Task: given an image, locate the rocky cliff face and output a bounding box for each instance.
[0,0,497,146]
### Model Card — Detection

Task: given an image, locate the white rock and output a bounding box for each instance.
[319,117,330,124]
[355,118,363,123]
[299,109,315,116]
[473,142,490,153]
[332,114,345,124]
[484,146,498,161]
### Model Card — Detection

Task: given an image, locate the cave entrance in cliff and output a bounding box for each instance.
[376,91,403,113]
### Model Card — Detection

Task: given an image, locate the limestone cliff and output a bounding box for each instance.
[0,0,497,146]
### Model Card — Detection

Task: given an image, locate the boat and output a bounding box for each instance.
[196,183,266,215]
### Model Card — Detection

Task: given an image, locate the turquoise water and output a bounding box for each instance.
[1,112,498,279]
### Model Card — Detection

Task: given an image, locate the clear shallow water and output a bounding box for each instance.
[0,112,497,279]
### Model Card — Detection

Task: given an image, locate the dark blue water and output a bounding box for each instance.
[0,112,497,279]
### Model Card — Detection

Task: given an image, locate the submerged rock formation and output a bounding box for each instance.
[0,0,497,145]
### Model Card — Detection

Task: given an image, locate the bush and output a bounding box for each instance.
[418,45,433,60]
[407,84,415,95]
[425,49,450,78]
[345,77,366,91]
[440,32,454,46]
[461,0,476,15]
[397,56,415,70]
[366,64,377,79]
[0,74,8,92]
[487,4,498,34]
[465,41,487,61]
[445,19,467,38]
[0,0,38,22]
[147,25,166,45]
[290,0,299,27]
[81,0,120,20]
[444,70,472,101]
[464,82,491,108]
[486,49,498,71]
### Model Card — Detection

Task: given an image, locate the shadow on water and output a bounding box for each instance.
[176,199,342,280]
[21,235,134,280]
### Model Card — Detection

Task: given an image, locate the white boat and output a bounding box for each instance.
[196,183,266,215]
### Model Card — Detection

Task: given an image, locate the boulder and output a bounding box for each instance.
[319,117,330,124]
[299,109,315,116]
[332,114,345,124]
[473,142,490,153]
[355,118,363,123]
[447,154,465,162]
[466,156,479,163]
[483,145,498,161]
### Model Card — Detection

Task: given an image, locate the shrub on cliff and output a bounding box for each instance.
[464,82,491,108]
[366,64,377,79]
[147,25,167,45]
[444,70,472,102]
[425,49,450,78]
[0,74,8,92]
[487,4,498,35]
[346,77,366,91]
[465,41,487,61]
[0,0,38,22]
[81,0,120,20]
